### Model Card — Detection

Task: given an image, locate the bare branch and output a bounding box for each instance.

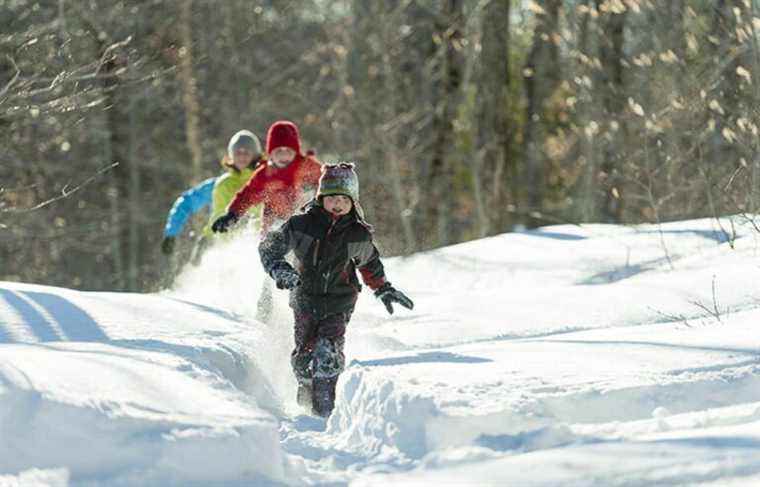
[688,275,726,323]
[93,35,133,77]
[650,307,693,328]
[0,56,21,99]
[722,165,745,192]
[1,162,119,214]
[0,35,149,115]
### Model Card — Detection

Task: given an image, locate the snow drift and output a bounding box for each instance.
[2,216,760,485]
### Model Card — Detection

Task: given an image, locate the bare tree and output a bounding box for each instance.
[523,0,561,228]
[594,0,628,223]
[177,0,204,181]
[424,0,465,247]
[473,0,512,236]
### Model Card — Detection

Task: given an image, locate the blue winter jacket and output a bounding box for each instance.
[163,177,216,238]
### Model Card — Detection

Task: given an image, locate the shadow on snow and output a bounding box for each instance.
[353,351,492,367]
[0,289,108,343]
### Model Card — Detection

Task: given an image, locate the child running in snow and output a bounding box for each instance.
[159,129,263,270]
[211,120,321,234]
[213,120,322,320]
[258,163,414,417]
[161,176,215,257]
[204,129,264,238]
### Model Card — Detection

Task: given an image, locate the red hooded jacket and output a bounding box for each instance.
[227,121,321,231]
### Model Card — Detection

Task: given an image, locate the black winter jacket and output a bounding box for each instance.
[259,203,387,317]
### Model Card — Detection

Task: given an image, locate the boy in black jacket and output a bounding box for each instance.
[259,163,413,417]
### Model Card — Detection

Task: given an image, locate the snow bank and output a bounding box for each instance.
[4,215,760,485]
[328,367,439,461]
[0,468,69,487]
[0,273,297,484]
[0,341,288,485]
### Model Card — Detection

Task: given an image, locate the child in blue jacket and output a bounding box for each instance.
[161,177,216,255]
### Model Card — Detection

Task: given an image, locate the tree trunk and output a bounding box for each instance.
[477,0,512,235]
[595,0,627,223]
[523,0,561,228]
[178,0,203,181]
[102,60,125,290]
[574,0,596,222]
[426,0,464,247]
[379,33,417,251]
[128,89,141,290]
[749,0,760,214]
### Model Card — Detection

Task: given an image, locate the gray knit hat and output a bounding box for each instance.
[227,130,262,158]
[317,162,359,203]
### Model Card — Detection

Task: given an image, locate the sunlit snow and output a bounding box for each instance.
[2,216,760,486]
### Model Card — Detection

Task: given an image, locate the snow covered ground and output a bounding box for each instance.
[3,215,760,486]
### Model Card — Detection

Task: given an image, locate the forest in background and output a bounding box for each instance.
[1,0,758,291]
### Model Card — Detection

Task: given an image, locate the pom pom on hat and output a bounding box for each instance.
[317,162,360,203]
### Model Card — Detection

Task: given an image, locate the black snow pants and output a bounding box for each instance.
[291,310,351,386]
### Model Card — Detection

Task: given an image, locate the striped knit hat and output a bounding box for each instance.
[317,163,359,203]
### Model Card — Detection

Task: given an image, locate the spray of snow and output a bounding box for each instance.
[169,229,302,416]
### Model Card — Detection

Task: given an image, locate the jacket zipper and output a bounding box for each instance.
[323,271,330,293]
[312,240,320,266]
[319,219,337,294]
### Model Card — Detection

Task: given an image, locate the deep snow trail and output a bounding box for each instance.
[256,218,760,485]
[2,217,760,485]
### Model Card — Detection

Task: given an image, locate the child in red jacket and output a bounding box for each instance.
[212,120,322,321]
[212,120,321,234]
[259,163,414,417]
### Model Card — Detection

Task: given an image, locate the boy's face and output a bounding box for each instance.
[232,148,255,170]
[322,194,353,216]
[270,147,296,168]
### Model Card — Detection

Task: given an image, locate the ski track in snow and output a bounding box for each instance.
[2,217,760,485]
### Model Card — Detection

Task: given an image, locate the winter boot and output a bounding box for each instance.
[296,382,313,411]
[312,376,338,418]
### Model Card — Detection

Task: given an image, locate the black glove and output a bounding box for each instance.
[271,264,301,290]
[211,211,239,233]
[161,236,175,255]
[374,282,414,315]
